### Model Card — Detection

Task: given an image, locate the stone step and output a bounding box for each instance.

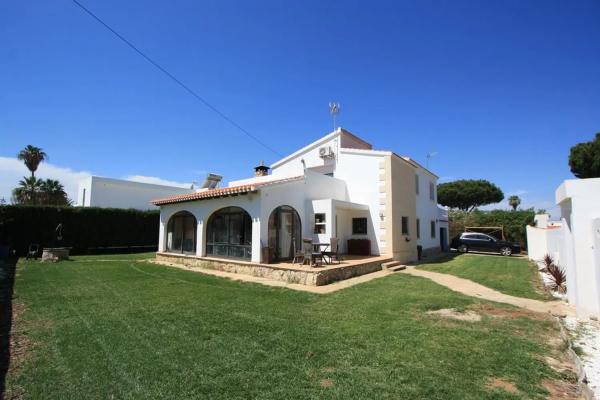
[382,261,402,270]
[388,265,406,272]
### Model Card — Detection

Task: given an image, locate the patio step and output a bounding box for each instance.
[382,261,405,271]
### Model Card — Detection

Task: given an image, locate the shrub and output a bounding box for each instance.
[542,254,554,272]
[448,208,536,249]
[546,263,567,294]
[0,205,159,255]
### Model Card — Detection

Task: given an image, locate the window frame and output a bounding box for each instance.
[401,216,409,235]
[314,213,327,234]
[429,181,435,202]
[430,220,436,238]
[352,217,368,235]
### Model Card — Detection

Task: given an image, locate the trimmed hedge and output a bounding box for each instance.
[448,208,536,249]
[0,205,159,255]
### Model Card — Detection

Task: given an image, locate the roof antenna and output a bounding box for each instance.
[426,151,438,169]
[329,102,340,132]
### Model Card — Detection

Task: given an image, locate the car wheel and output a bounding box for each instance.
[500,246,512,256]
[458,244,468,253]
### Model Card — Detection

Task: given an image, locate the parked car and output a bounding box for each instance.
[450,232,521,256]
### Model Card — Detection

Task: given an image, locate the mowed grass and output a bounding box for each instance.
[418,254,548,300]
[6,255,563,399]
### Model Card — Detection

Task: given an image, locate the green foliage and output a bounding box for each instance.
[0,205,158,254]
[448,208,536,248]
[437,179,504,211]
[508,195,521,211]
[418,254,548,300]
[12,177,71,206]
[569,133,600,178]
[8,257,561,399]
[17,145,47,178]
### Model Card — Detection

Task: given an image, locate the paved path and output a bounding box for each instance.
[401,266,575,316]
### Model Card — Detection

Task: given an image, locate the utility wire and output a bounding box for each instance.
[71,0,283,157]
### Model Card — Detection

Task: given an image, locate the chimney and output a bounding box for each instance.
[254,161,270,177]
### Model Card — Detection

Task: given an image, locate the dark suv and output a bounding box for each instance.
[450,232,521,256]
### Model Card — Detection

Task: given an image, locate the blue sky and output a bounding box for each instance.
[1,0,599,213]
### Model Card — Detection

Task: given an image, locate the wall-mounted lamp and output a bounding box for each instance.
[301,159,306,169]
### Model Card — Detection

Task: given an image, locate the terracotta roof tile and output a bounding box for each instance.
[151,176,304,206]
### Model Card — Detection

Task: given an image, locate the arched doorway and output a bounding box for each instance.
[166,211,197,254]
[268,205,302,261]
[206,207,252,260]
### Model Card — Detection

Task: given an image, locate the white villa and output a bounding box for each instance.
[152,128,448,283]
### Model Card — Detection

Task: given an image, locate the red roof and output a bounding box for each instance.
[151,176,303,206]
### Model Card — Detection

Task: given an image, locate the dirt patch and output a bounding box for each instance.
[542,378,580,399]
[426,308,481,322]
[486,377,519,394]
[5,302,28,399]
[469,303,550,321]
[320,379,334,388]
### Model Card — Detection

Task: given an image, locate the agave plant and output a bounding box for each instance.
[546,263,567,294]
[541,254,554,272]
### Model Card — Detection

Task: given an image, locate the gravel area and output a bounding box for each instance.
[563,316,600,399]
[534,260,600,398]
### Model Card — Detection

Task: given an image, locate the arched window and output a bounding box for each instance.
[166,211,197,254]
[268,205,302,261]
[206,207,252,260]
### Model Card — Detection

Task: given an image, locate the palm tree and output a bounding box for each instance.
[40,179,70,206]
[12,176,43,204]
[17,145,47,178]
[508,195,521,211]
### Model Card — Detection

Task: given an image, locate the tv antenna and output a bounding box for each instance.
[329,102,340,131]
[426,151,438,169]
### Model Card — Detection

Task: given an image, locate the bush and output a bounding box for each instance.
[448,208,536,249]
[0,205,159,255]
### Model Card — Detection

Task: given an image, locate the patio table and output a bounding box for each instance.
[314,243,330,264]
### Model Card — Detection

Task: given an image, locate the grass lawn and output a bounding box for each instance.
[418,254,548,300]
[5,255,571,399]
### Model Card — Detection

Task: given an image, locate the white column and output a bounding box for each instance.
[158,219,166,252]
[251,217,261,263]
[197,219,205,257]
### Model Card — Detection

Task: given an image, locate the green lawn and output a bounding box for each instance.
[6,255,567,399]
[417,254,548,300]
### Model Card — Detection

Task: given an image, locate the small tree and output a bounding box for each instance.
[17,145,47,178]
[508,195,521,211]
[569,133,600,178]
[40,179,70,206]
[437,179,504,212]
[12,176,43,205]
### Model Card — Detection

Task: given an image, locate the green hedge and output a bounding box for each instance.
[448,208,536,249]
[0,205,159,255]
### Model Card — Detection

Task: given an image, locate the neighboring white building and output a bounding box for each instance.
[77,176,193,210]
[152,128,448,264]
[526,178,600,318]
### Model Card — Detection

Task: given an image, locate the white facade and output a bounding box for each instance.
[526,178,600,318]
[154,128,449,264]
[77,176,192,210]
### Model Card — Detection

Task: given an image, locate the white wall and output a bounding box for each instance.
[526,225,563,262]
[335,149,386,255]
[79,176,192,210]
[414,167,441,250]
[536,178,600,318]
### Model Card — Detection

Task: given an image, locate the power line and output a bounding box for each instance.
[71,0,283,157]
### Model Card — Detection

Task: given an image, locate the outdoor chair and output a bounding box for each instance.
[292,240,304,264]
[26,243,39,260]
[321,237,341,264]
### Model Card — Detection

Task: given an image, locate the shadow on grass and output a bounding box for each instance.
[414,252,459,266]
[0,257,17,399]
